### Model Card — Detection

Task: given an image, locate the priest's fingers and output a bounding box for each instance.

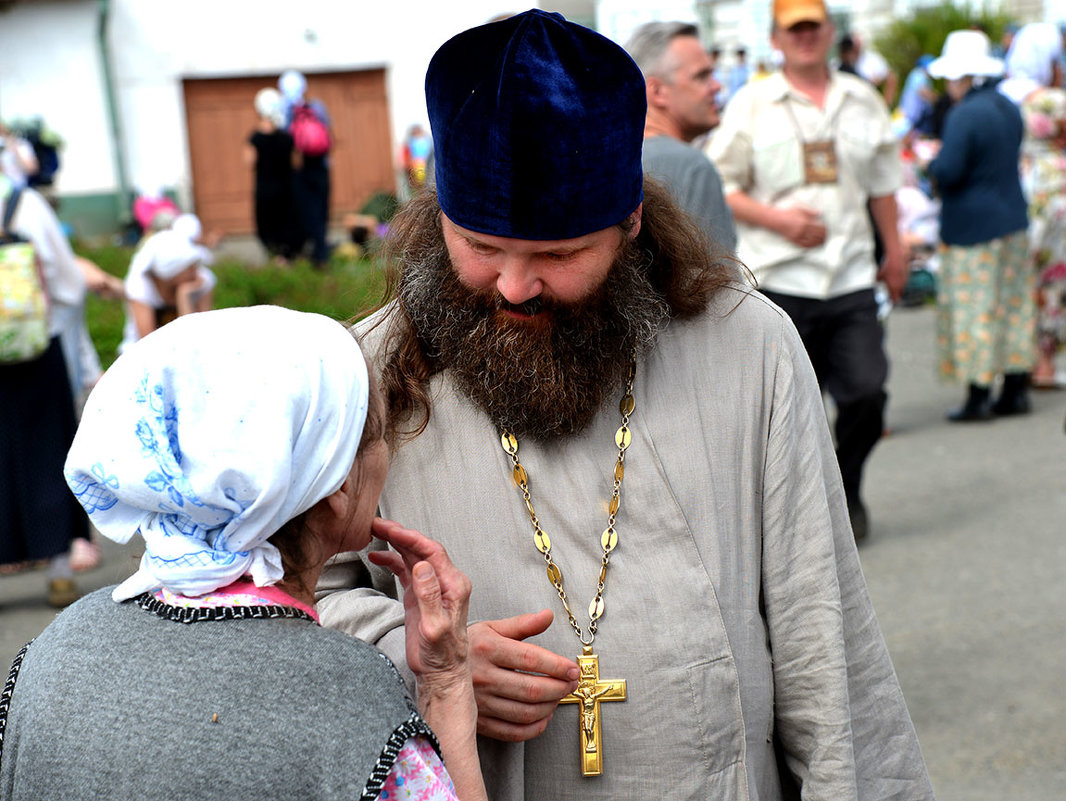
[480,608,557,647]
[477,711,555,743]
[468,619,578,739]
[473,670,567,721]
[470,652,576,709]
[472,612,578,676]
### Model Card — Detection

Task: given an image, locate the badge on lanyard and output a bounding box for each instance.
[803,141,838,184]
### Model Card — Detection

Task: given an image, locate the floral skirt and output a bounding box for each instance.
[935,231,1035,385]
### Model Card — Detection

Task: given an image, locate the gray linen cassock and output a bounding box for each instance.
[317,285,935,801]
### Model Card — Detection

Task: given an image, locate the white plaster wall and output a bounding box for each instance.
[0,1,117,195]
[106,0,520,206]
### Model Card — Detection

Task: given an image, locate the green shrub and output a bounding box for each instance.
[79,246,388,370]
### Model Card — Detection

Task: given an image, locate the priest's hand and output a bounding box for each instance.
[468,610,581,741]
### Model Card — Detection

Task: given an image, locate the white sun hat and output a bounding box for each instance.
[927,30,1004,81]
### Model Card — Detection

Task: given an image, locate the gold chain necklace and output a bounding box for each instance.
[498,360,635,777]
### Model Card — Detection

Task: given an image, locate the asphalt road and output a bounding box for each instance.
[2,304,1064,800]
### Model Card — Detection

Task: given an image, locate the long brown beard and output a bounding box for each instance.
[397,234,670,440]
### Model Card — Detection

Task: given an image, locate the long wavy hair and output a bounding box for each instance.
[361,177,743,444]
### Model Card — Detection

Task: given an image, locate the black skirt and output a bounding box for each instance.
[0,337,87,564]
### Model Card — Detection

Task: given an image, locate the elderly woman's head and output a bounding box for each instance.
[270,358,389,596]
[65,306,384,602]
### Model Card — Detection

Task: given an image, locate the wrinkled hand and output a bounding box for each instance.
[467,611,580,742]
[368,518,472,679]
[776,207,827,249]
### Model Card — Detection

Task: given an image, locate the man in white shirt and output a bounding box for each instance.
[708,0,904,540]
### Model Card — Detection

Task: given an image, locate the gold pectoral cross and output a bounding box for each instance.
[559,646,627,776]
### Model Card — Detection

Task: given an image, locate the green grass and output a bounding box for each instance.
[78,245,388,370]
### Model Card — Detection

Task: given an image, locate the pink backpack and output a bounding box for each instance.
[290,103,331,157]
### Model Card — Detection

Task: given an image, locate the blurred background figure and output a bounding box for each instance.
[709,0,904,540]
[400,123,434,195]
[994,22,1020,58]
[708,46,729,108]
[0,121,39,189]
[1,178,87,607]
[279,69,332,268]
[727,45,750,100]
[837,32,861,74]
[245,87,298,264]
[899,55,938,137]
[131,185,179,242]
[839,32,898,107]
[1000,21,1066,389]
[926,30,1032,421]
[120,213,217,354]
[624,20,736,252]
[751,59,773,81]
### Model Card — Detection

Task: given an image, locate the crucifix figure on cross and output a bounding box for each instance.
[559,646,627,776]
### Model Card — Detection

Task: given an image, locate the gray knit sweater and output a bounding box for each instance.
[0,587,437,800]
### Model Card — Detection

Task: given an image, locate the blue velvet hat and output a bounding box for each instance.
[426,10,646,240]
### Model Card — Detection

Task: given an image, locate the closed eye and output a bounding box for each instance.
[466,239,498,255]
[543,250,580,262]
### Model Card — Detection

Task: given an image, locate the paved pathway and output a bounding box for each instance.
[2,305,1064,799]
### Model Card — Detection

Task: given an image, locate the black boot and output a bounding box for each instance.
[947,383,993,422]
[992,372,1031,416]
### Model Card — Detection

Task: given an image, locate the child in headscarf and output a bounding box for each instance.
[119,212,216,353]
[0,306,488,801]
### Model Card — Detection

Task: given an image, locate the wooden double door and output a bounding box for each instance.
[183,69,395,235]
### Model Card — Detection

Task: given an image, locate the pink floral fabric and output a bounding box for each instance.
[1020,86,1066,386]
[378,736,458,800]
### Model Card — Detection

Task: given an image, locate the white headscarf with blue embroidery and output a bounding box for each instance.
[65,305,370,601]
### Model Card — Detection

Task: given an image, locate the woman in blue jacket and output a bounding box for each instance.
[927,30,1032,421]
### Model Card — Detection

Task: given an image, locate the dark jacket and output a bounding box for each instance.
[928,81,1028,246]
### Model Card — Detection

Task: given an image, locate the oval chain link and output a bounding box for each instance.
[500,360,636,647]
